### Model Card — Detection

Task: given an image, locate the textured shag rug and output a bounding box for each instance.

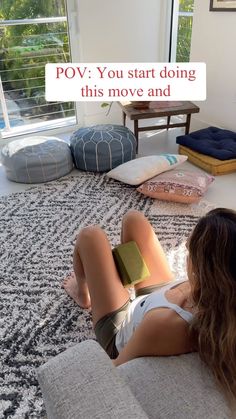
[0,172,214,418]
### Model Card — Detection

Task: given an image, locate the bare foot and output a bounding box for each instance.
[62,272,91,309]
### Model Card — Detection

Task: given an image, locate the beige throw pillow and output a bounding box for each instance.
[106,154,188,186]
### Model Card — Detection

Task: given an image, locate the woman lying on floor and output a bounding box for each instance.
[63,208,236,400]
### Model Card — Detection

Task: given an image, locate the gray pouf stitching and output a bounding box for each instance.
[1,136,74,184]
[70,125,136,172]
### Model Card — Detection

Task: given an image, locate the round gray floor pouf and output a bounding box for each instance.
[1,136,74,183]
[70,125,136,172]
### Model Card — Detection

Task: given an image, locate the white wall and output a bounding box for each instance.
[190,0,236,131]
[76,0,170,125]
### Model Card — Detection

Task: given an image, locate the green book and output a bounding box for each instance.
[112,241,150,287]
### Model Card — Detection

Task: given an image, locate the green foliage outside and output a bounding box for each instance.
[0,0,74,122]
[176,0,194,62]
[0,0,65,20]
[179,0,194,12]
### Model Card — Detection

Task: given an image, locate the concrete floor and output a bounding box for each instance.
[0,125,236,210]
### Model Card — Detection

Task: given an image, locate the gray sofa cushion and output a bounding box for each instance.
[1,136,73,183]
[118,354,231,419]
[70,124,136,172]
[37,340,148,419]
[37,340,232,419]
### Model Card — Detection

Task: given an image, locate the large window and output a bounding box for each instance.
[0,0,76,137]
[170,0,194,62]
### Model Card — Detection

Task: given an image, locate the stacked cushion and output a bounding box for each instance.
[176,127,236,175]
[176,126,236,160]
[70,125,136,172]
[1,136,73,183]
[179,145,236,175]
[107,153,214,204]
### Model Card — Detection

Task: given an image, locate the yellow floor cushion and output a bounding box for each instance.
[179,145,236,176]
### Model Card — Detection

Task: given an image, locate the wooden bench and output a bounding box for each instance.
[119,101,200,153]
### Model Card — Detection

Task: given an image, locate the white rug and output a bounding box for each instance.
[0,172,214,418]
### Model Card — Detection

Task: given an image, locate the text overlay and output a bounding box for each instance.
[45,62,206,102]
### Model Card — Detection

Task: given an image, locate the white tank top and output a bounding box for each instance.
[115,280,193,353]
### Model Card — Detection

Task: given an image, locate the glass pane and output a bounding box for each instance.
[179,0,194,13]
[176,15,193,62]
[0,0,66,20]
[0,2,75,132]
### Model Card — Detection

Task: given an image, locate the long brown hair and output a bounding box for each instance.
[188,208,236,398]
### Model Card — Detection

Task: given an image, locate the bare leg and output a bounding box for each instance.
[121,210,174,292]
[62,272,91,309]
[62,248,91,309]
[63,226,129,326]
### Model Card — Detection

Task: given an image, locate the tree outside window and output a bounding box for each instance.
[176,0,194,62]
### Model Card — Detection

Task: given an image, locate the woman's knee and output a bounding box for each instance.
[76,225,106,246]
[122,210,147,230]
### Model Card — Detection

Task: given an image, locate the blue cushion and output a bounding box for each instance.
[70,125,136,172]
[1,136,73,183]
[176,127,236,160]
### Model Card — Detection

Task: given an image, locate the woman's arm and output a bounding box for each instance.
[113,308,193,367]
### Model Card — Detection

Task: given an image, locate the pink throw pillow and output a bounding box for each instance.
[137,169,214,204]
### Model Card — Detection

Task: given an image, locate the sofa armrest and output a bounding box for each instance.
[37,339,148,419]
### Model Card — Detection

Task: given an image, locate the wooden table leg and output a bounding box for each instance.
[185,114,191,134]
[134,119,139,153]
[167,115,171,130]
[123,111,126,126]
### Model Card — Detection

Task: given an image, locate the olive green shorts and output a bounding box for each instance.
[94,281,170,359]
[94,299,131,359]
